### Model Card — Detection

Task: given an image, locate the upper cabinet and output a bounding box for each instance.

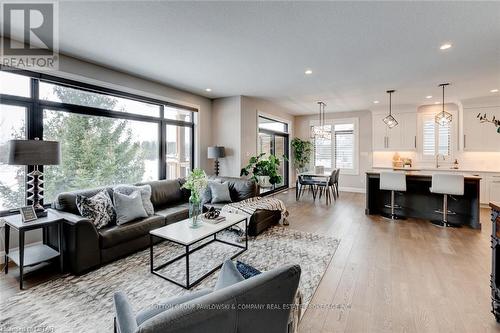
[463,106,500,152]
[372,111,417,151]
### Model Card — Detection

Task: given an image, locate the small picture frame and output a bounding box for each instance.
[20,206,38,222]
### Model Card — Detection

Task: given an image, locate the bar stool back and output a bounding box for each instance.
[430,173,464,227]
[379,171,407,220]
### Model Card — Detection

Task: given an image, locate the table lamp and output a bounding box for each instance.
[207,146,225,176]
[8,138,61,217]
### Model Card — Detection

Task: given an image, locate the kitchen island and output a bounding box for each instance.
[366,170,481,229]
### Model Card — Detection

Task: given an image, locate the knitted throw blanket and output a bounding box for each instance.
[221,197,289,222]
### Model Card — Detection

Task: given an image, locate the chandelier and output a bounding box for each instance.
[435,83,452,125]
[311,101,331,140]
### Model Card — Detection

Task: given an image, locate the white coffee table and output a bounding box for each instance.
[149,212,248,289]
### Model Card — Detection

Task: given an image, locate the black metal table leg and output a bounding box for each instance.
[19,230,24,290]
[150,234,154,273]
[245,218,248,250]
[185,245,190,288]
[4,224,9,274]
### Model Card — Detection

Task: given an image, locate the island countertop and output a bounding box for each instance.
[366,170,482,180]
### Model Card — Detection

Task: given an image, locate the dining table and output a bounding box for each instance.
[295,171,332,201]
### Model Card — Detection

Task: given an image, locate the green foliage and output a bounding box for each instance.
[240,153,286,185]
[181,168,208,201]
[290,137,313,171]
[0,86,148,208]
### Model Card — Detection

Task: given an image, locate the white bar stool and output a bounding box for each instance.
[379,171,407,220]
[429,173,464,228]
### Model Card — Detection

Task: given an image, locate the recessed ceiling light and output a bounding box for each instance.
[205,88,212,92]
[434,101,440,104]
[373,100,380,104]
[304,69,313,75]
[426,95,433,99]
[440,43,452,50]
[491,89,499,93]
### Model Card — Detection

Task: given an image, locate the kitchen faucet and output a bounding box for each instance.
[435,154,445,168]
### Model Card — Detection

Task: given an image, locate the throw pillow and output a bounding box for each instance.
[210,181,232,203]
[114,184,154,216]
[113,190,148,225]
[215,260,245,290]
[76,190,116,229]
[236,261,262,279]
[201,180,221,205]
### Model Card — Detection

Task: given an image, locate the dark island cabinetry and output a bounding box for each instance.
[491,202,500,322]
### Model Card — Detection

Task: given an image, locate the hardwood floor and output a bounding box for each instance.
[274,189,499,333]
[1,189,499,332]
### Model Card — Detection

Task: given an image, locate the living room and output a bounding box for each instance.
[1,1,500,332]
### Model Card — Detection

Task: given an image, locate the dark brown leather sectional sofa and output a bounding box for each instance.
[50,177,280,275]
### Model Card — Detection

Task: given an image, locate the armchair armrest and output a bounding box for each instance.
[114,292,138,333]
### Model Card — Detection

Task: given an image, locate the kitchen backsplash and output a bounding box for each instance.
[373,151,500,172]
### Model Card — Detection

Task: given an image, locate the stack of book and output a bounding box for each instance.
[203,216,226,224]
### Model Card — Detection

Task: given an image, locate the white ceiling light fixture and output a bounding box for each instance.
[426,95,433,99]
[440,43,452,50]
[373,100,380,104]
[304,69,313,75]
[434,101,440,104]
[491,89,499,93]
[205,88,212,92]
[310,101,331,140]
[383,90,398,129]
[435,83,452,125]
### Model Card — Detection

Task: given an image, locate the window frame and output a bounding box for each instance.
[310,117,359,175]
[417,109,458,162]
[0,67,196,216]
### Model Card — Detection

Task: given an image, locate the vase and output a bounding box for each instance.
[188,194,202,228]
[257,175,272,188]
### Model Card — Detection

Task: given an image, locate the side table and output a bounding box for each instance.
[2,209,64,289]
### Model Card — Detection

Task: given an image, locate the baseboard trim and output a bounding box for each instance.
[339,186,366,194]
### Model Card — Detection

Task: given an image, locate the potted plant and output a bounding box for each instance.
[182,168,208,228]
[291,138,313,172]
[240,153,285,188]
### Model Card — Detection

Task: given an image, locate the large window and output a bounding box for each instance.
[312,119,358,175]
[422,114,451,157]
[0,69,196,215]
[0,104,27,211]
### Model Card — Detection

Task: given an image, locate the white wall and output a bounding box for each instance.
[212,96,242,177]
[294,110,373,192]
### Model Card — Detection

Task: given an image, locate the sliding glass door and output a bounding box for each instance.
[258,116,289,194]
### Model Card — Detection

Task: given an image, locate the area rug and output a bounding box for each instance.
[0,226,339,333]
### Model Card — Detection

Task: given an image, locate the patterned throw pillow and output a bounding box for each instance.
[114,184,154,216]
[76,190,116,229]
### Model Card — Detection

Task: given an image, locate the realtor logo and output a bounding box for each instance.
[1,2,59,70]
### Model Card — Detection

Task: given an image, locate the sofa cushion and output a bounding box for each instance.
[113,191,148,225]
[114,184,154,216]
[210,181,232,203]
[215,260,245,290]
[155,203,189,224]
[99,215,164,249]
[53,187,114,215]
[137,179,185,210]
[210,176,257,202]
[76,190,116,229]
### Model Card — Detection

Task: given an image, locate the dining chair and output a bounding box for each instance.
[316,169,336,205]
[296,173,317,201]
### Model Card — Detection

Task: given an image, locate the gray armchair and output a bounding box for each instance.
[114,261,301,333]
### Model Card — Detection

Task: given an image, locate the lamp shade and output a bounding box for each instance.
[207,146,225,159]
[8,139,61,165]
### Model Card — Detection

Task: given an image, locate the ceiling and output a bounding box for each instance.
[6,1,500,115]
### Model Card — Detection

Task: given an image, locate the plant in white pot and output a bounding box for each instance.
[182,168,208,228]
[240,153,286,188]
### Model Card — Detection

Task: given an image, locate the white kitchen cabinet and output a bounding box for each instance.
[372,112,417,151]
[463,107,500,152]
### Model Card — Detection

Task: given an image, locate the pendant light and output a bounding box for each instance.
[383,90,398,128]
[435,83,452,125]
[311,101,331,140]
